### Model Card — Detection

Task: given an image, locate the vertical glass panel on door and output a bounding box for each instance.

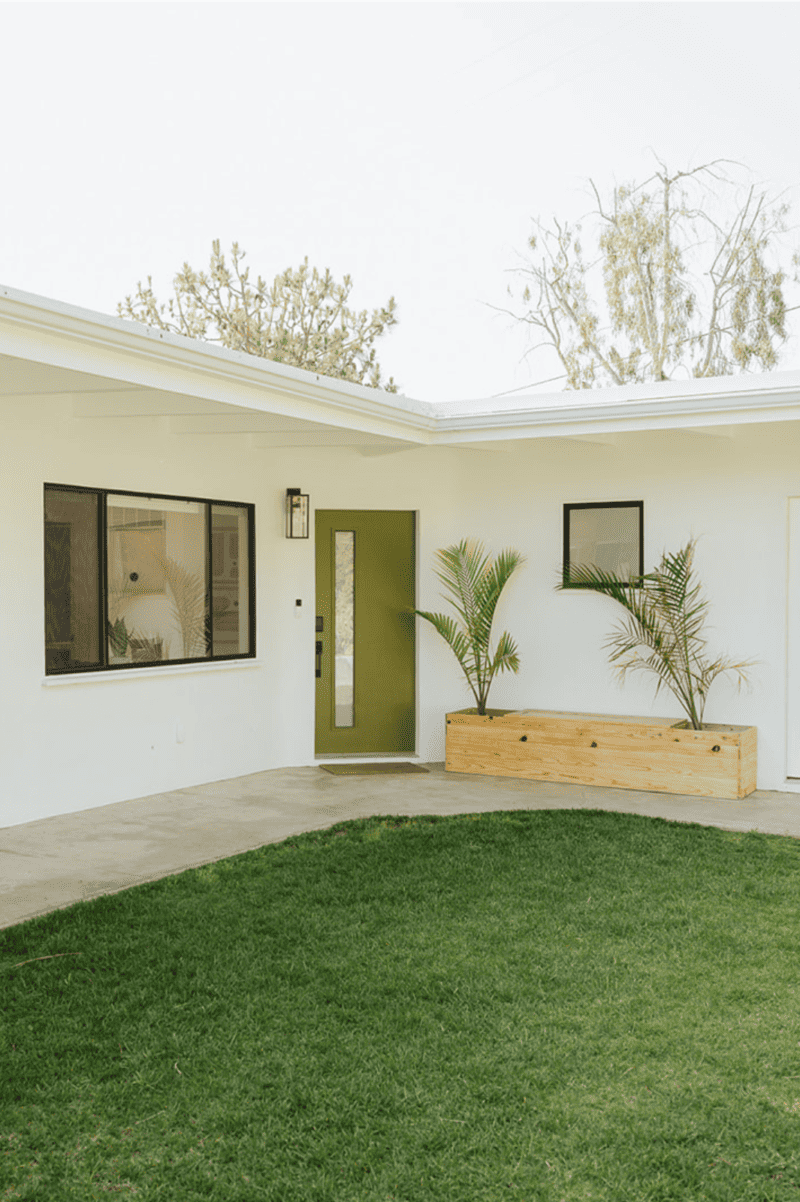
[334,531,354,727]
[211,504,251,656]
[106,494,209,663]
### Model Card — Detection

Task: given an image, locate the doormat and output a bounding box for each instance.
[320,762,429,776]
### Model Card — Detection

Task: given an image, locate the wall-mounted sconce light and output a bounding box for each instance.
[286,488,309,539]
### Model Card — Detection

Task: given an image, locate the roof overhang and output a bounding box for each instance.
[3,283,800,447]
[0,284,435,451]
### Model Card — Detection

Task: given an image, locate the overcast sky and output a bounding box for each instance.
[2,1,799,402]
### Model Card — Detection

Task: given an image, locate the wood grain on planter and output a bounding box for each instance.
[445,709,757,800]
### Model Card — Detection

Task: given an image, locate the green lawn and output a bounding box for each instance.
[2,808,800,1201]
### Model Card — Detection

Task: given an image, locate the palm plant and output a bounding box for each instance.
[558,537,754,729]
[414,539,525,715]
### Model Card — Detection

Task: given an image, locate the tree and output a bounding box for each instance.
[118,240,399,392]
[504,159,799,388]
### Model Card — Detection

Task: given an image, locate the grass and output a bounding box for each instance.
[2,807,800,1201]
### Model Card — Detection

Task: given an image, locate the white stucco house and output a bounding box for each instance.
[4,282,800,829]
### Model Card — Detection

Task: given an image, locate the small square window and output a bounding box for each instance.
[563,501,643,587]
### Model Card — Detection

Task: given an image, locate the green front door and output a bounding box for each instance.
[315,510,415,755]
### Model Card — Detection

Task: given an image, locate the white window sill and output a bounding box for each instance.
[42,659,264,686]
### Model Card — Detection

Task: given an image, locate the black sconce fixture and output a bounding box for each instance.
[286,488,309,539]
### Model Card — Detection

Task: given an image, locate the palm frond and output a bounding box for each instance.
[415,540,525,713]
[473,549,525,647]
[413,609,481,708]
[413,610,477,672]
[557,537,756,728]
[488,630,521,678]
[433,541,487,619]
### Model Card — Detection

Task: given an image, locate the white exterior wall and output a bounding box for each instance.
[4,391,799,827]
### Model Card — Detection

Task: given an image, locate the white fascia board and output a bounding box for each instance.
[0,284,437,444]
[432,370,800,418]
[431,374,800,442]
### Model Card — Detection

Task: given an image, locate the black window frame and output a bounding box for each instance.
[562,500,644,589]
[44,483,256,674]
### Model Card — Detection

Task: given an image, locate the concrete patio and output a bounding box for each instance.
[3,762,800,931]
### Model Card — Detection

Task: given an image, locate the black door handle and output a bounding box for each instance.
[315,640,323,678]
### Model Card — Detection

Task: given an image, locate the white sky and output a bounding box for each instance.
[2,1,799,402]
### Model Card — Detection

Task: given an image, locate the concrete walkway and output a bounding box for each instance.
[3,762,800,931]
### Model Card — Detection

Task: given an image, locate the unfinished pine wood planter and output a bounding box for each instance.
[445,709,757,800]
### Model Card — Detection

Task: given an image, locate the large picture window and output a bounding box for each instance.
[563,501,643,587]
[44,485,255,674]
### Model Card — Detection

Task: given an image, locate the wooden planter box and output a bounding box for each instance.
[445,709,757,800]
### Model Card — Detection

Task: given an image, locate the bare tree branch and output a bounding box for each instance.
[504,158,797,388]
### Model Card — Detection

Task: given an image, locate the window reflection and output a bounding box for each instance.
[107,496,208,663]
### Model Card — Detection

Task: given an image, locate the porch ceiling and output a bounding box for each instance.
[0,351,422,451]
